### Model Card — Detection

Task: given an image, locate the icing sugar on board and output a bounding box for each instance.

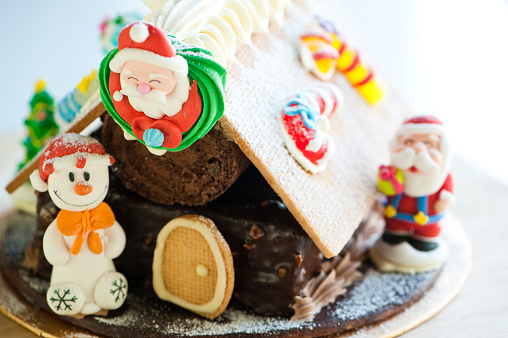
[219,0,411,258]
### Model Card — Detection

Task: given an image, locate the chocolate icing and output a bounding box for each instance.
[28,165,325,316]
[101,113,251,206]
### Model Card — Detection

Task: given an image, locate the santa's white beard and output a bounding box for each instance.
[390,147,414,170]
[391,147,449,197]
[120,77,190,119]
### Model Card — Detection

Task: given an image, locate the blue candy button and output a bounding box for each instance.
[143,128,164,147]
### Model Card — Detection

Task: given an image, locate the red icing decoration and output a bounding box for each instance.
[355,71,374,87]
[403,115,443,126]
[39,134,110,182]
[301,33,333,44]
[108,72,202,149]
[344,52,360,73]
[118,23,177,60]
[107,22,204,149]
[330,95,338,113]
[282,113,329,165]
[313,50,340,61]
[311,89,338,116]
[315,96,325,114]
[75,157,87,169]
[385,174,454,238]
[338,42,347,55]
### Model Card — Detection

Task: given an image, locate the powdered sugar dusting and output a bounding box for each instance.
[332,268,436,322]
[62,333,100,338]
[96,306,314,336]
[14,261,437,337]
[58,133,98,146]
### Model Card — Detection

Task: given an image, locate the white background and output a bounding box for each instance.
[1,0,507,185]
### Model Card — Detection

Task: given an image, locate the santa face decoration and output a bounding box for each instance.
[370,115,454,274]
[119,60,189,120]
[100,21,227,155]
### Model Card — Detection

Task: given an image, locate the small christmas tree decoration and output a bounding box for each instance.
[29,133,128,316]
[369,115,454,273]
[280,84,344,174]
[299,17,383,104]
[19,80,59,169]
[100,21,227,155]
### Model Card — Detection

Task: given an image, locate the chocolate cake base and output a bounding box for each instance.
[28,166,328,316]
[102,114,251,207]
[0,211,446,338]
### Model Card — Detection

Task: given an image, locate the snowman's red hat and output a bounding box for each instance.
[37,133,115,183]
[109,21,188,79]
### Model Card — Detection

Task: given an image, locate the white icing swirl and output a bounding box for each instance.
[148,0,290,66]
[269,0,290,26]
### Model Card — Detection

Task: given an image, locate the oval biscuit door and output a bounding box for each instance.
[162,226,217,305]
[152,215,234,319]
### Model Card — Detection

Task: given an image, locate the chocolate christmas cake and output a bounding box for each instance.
[0,0,471,337]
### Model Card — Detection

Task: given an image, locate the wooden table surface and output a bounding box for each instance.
[0,144,507,337]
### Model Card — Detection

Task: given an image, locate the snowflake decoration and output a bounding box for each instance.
[110,278,127,302]
[49,289,78,311]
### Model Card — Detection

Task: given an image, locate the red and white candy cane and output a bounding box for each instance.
[280,84,343,174]
[305,83,344,118]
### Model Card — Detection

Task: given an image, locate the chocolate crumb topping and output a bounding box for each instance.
[144,236,154,246]
[243,243,256,251]
[249,225,264,239]
[278,268,287,278]
[295,254,303,267]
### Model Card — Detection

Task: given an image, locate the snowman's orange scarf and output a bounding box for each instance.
[56,202,115,255]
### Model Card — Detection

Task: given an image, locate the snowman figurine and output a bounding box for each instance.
[30,133,127,317]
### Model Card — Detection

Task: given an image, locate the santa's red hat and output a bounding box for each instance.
[37,133,115,183]
[109,21,188,79]
[396,115,445,136]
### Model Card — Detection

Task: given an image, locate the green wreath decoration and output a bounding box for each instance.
[99,36,227,152]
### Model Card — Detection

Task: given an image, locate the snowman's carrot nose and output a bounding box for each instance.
[74,182,93,196]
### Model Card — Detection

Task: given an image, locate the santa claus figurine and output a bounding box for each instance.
[108,21,202,155]
[369,115,454,273]
[29,133,128,317]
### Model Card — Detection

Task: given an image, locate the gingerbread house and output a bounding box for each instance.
[1,0,458,337]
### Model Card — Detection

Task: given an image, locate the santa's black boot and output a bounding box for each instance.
[407,237,439,251]
[381,232,407,245]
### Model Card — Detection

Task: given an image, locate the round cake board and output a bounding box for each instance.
[0,210,471,338]
[339,214,471,338]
